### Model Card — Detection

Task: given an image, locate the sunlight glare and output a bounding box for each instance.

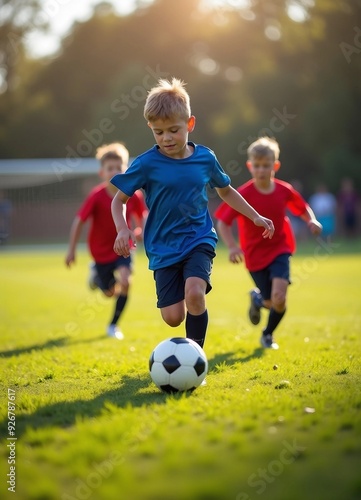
[264,22,282,41]
[198,58,220,75]
[224,66,243,82]
[287,0,313,23]
[201,0,251,11]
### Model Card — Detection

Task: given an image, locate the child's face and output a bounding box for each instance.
[247,155,280,182]
[100,158,125,182]
[148,116,195,159]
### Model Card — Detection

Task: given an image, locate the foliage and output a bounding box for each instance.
[0,0,361,193]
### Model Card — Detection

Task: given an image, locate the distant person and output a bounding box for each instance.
[0,190,12,245]
[308,184,337,241]
[215,137,322,350]
[338,177,359,238]
[110,78,274,352]
[65,143,147,339]
[287,179,308,241]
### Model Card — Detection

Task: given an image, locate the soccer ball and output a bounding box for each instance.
[149,337,208,393]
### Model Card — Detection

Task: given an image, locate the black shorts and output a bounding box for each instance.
[153,244,216,309]
[250,253,291,301]
[95,256,131,292]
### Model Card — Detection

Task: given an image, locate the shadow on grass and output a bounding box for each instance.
[0,373,190,438]
[0,335,107,358]
[208,347,264,371]
[0,337,68,358]
[1,345,264,437]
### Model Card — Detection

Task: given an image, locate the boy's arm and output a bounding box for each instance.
[216,220,243,264]
[300,206,323,235]
[111,190,135,257]
[216,185,274,239]
[65,216,84,267]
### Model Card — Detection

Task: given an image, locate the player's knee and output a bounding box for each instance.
[271,290,286,308]
[185,285,204,309]
[103,289,114,298]
[162,311,184,327]
[119,279,130,293]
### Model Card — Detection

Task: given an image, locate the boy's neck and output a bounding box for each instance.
[253,179,275,194]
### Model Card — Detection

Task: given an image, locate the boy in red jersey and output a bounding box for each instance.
[65,143,147,339]
[214,137,322,349]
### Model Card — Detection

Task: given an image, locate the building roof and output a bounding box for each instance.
[0,158,106,188]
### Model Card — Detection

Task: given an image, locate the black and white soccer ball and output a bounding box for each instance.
[149,337,208,393]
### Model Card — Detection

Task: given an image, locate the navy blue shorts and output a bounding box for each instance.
[250,253,291,301]
[153,244,216,308]
[95,256,131,292]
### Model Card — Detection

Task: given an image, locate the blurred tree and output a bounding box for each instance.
[0,0,47,92]
[0,0,360,195]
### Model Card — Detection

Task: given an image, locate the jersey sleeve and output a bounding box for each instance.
[77,192,95,222]
[110,157,146,197]
[214,198,240,226]
[286,186,309,216]
[208,154,231,189]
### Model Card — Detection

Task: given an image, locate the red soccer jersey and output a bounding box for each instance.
[214,179,308,272]
[77,183,146,264]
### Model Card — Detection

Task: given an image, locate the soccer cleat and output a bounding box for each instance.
[107,324,124,340]
[88,263,98,290]
[248,288,262,325]
[200,379,207,387]
[260,333,279,350]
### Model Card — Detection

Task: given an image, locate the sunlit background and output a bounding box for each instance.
[0,0,360,243]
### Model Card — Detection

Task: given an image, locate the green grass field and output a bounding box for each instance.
[1,241,361,500]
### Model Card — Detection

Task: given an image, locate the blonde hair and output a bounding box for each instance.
[247,137,280,161]
[95,142,129,168]
[144,78,191,122]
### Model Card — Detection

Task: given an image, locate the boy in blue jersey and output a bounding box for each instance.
[111,78,274,350]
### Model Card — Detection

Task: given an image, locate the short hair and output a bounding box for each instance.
[247,137,280,161]
[95,142,129,167]
[144,78,191,122]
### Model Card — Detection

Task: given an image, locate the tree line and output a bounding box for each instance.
[0,0,360,195]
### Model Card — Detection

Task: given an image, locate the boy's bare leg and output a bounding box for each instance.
[261,278,288,349]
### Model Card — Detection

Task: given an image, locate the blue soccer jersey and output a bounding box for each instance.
[110,142,230,270]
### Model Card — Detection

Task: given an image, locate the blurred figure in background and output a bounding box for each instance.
[215,137,322,351]
[0,190,12,245]
[287,179,309,242]
[337,177,360,238]
[65,143,147,339]
[308,184,337,242]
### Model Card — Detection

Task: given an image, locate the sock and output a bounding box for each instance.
[186,310,208,348]
[263,308,286,336]
[110,294,128,325]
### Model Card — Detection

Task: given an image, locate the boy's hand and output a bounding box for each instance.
[133,226,143,242]
[114,229,135,257]
[308,219,323,235]
[229,246,243,264]
[254,217,275,239]
[65,252,75,267]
